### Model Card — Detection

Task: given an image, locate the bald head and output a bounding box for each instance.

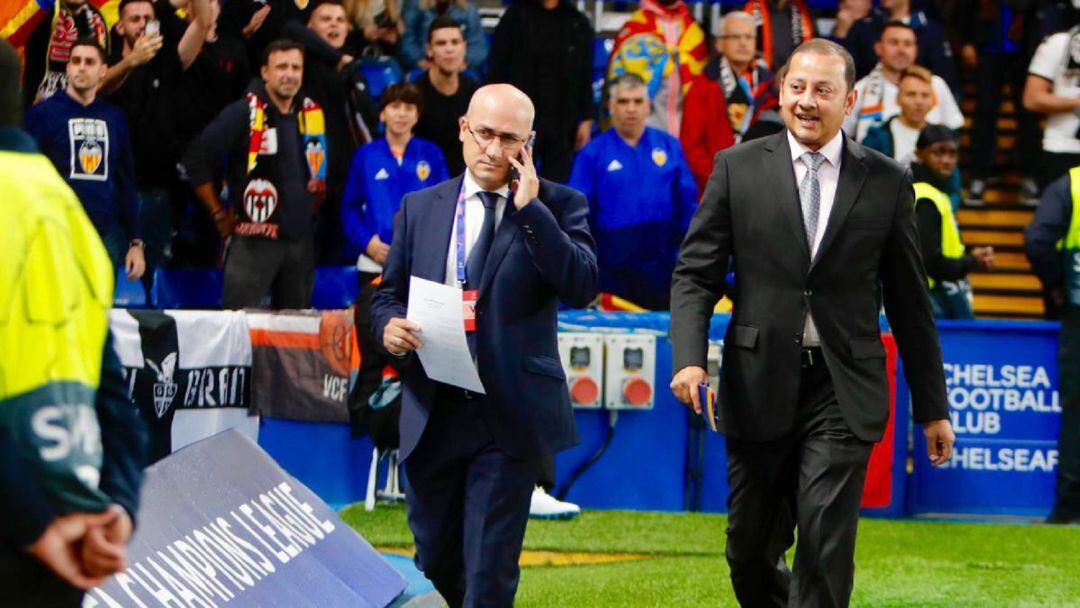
[466,84,535,131]
[460,84,536,190]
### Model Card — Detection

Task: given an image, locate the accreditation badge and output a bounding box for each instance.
[651,147,667,167]
[462,289,478,332]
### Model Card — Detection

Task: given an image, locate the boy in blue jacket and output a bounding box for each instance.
[342,82,448,273]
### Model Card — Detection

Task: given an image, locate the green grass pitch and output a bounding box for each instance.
[340,504,1080,607]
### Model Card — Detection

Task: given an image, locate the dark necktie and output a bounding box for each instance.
[465,191,499,290]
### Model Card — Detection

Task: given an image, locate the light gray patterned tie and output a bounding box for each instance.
[799,151,826,249]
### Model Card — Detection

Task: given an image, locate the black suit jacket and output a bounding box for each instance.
[371,177,599,461]
[670,132,948,442]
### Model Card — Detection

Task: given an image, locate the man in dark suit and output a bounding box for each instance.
[370,83,598,607]
[669,39,955,607]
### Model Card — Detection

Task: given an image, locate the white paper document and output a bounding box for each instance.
[406,276,486,394]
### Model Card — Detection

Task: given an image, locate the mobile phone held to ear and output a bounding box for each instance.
[509,134,536,186]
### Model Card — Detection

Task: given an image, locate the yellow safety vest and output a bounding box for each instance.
[1060,166,1080,306]
[914,181,965,288]
[1060,167,1080,250]
[0,147,114,512]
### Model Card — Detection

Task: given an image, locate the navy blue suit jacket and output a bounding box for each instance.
[371,175,599,461]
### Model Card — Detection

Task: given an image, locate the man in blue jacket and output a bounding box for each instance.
[25,37,146,281]
[569,73,697,310]
[371,83,597,606]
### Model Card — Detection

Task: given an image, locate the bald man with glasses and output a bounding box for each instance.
[371,84,598,607]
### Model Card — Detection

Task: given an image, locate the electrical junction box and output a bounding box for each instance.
[604,334,656,410]
[557,333,605,409]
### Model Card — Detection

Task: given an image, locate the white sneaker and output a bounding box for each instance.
[528,486,581,520]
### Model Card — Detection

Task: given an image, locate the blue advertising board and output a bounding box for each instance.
[907,320,1061,516]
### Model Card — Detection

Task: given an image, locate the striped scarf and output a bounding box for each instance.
[246,92,327,183]
[237,91,327,239]
[743,0,814,70]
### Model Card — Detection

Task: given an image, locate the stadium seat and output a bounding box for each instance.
[151,267,223,309]
[113,271,148,309]
[313,266,360,309]
[358,56,404,101]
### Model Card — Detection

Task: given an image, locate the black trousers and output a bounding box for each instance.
[405,391,539,608]
[970,51,1041,180]
[537,454,555,491]
[725,360,874,608]
[1053,306,1080,519]
[222,235,315,309]
[0,547,83,607]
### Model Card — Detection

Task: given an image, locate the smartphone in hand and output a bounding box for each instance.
[509,134,536,186]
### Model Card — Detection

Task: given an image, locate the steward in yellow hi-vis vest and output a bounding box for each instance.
[0,38,146,603]
[912,125,994,319]
[0,125,112,503]
[1025,165,1080,524]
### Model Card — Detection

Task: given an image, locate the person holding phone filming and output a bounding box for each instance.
[370,83,598,607]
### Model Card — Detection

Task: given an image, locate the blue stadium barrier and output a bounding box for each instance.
[259,418,376,510]
[129,307,1059,518]
[139,266,359,311]
[151,267,223,309]
[905,319,1061,517]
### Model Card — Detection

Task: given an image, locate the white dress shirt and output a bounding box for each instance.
[443,170,510,287]
[788,130,843,346]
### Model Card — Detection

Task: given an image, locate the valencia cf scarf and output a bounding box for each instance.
[239,91,327,239]
[35,1,109,103]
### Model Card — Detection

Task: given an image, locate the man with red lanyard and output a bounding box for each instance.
[371,83,598,606]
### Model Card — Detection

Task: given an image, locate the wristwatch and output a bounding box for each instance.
[129,238,145,249]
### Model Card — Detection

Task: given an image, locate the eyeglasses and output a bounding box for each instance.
[719,34,756,41]
[465,121,530,151]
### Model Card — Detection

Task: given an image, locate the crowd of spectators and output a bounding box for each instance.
[8,0,1080,318]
